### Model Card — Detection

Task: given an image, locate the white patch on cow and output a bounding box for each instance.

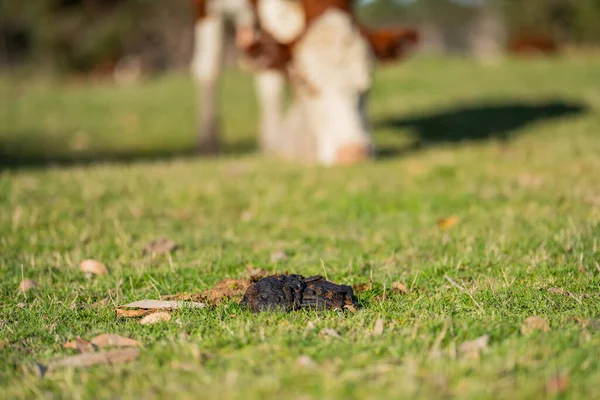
[291,9,374,165]
[255,70,285,151]
[258,0,306,44]
[191,17,224,82]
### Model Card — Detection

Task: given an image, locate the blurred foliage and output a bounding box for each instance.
[0,0,192,73]
[1,0,599,74]
[359,0,600,43]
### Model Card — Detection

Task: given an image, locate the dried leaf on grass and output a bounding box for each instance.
[63,337,96,353]
[458,334,489,358]
[46,348,139,372]
[392,282,409,294]
[115,308,154,318]
[80,259,108,276]
[319,328,341,339]
[344,304,358,313]
[436,216,460,230]
[64,334,141,351]
[573,318,600,332]
[142,237,179,256]
[121,300,205,310]
[115,300,204,319]
[18,279,39,293]
[139,312,171,325]
[521,316,551,335]
[373,318,385,336]
[0,339,9,350]
[546,373,569,395]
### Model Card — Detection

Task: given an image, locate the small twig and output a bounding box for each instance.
[444,275,483,312]
[320,259,329,280]
[20,264,27,300]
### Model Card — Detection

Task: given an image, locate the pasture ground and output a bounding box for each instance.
[1,56,600,399]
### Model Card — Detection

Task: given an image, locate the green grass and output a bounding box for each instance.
[1,55,600,399]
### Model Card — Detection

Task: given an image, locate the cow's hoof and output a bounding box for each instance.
[334,144,372,165]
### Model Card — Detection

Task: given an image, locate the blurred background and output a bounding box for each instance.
[0,0,598,166]
[1,0,599,78]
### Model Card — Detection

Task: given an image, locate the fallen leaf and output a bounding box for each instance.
[80,259,108,276]
[92,334,141,348]
[297,355,317,368]
[305,321,316,333]
[142,237,178,256]
[521,316,551,336]
[115,308,154,318]
[392,282,409,294]
[18,279,39,293]
[121,300,205,310]
[269,250,288,263]
[458,334,489,358]
[139,312,171,325]
[0,339,9,350]
[574,318,600,332]
[437,216,460,230]
[344,304,357,313]
[318,328,341,339]
[48,348,139,370]
[546,373,569,395]
[373,318,384,336]
[17,302,26,309]
[64,337,93,353]
[65,334,141,350]
[352,283,370,294]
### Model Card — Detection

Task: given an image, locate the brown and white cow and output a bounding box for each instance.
[192,0,418,164]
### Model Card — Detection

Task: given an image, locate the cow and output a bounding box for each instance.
[191,0,418,164]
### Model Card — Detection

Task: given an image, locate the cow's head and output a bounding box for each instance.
[243,0,419,165]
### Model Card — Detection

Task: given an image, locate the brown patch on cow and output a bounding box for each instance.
[192,0,207,20]
[244,0,419,72]
[363,28,420,62]
[508,33,559,56]
[244,31,293,71]
[335,144,371,165]
[299,0,353,25]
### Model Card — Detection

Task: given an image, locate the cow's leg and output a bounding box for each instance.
[191,15,224,154]
[255,70,284,154]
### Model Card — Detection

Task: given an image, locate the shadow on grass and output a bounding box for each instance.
[375,100,587,157]
[1,100,587,170]
[0,135,257,170]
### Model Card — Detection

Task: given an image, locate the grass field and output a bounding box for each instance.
[1,55,600,399]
